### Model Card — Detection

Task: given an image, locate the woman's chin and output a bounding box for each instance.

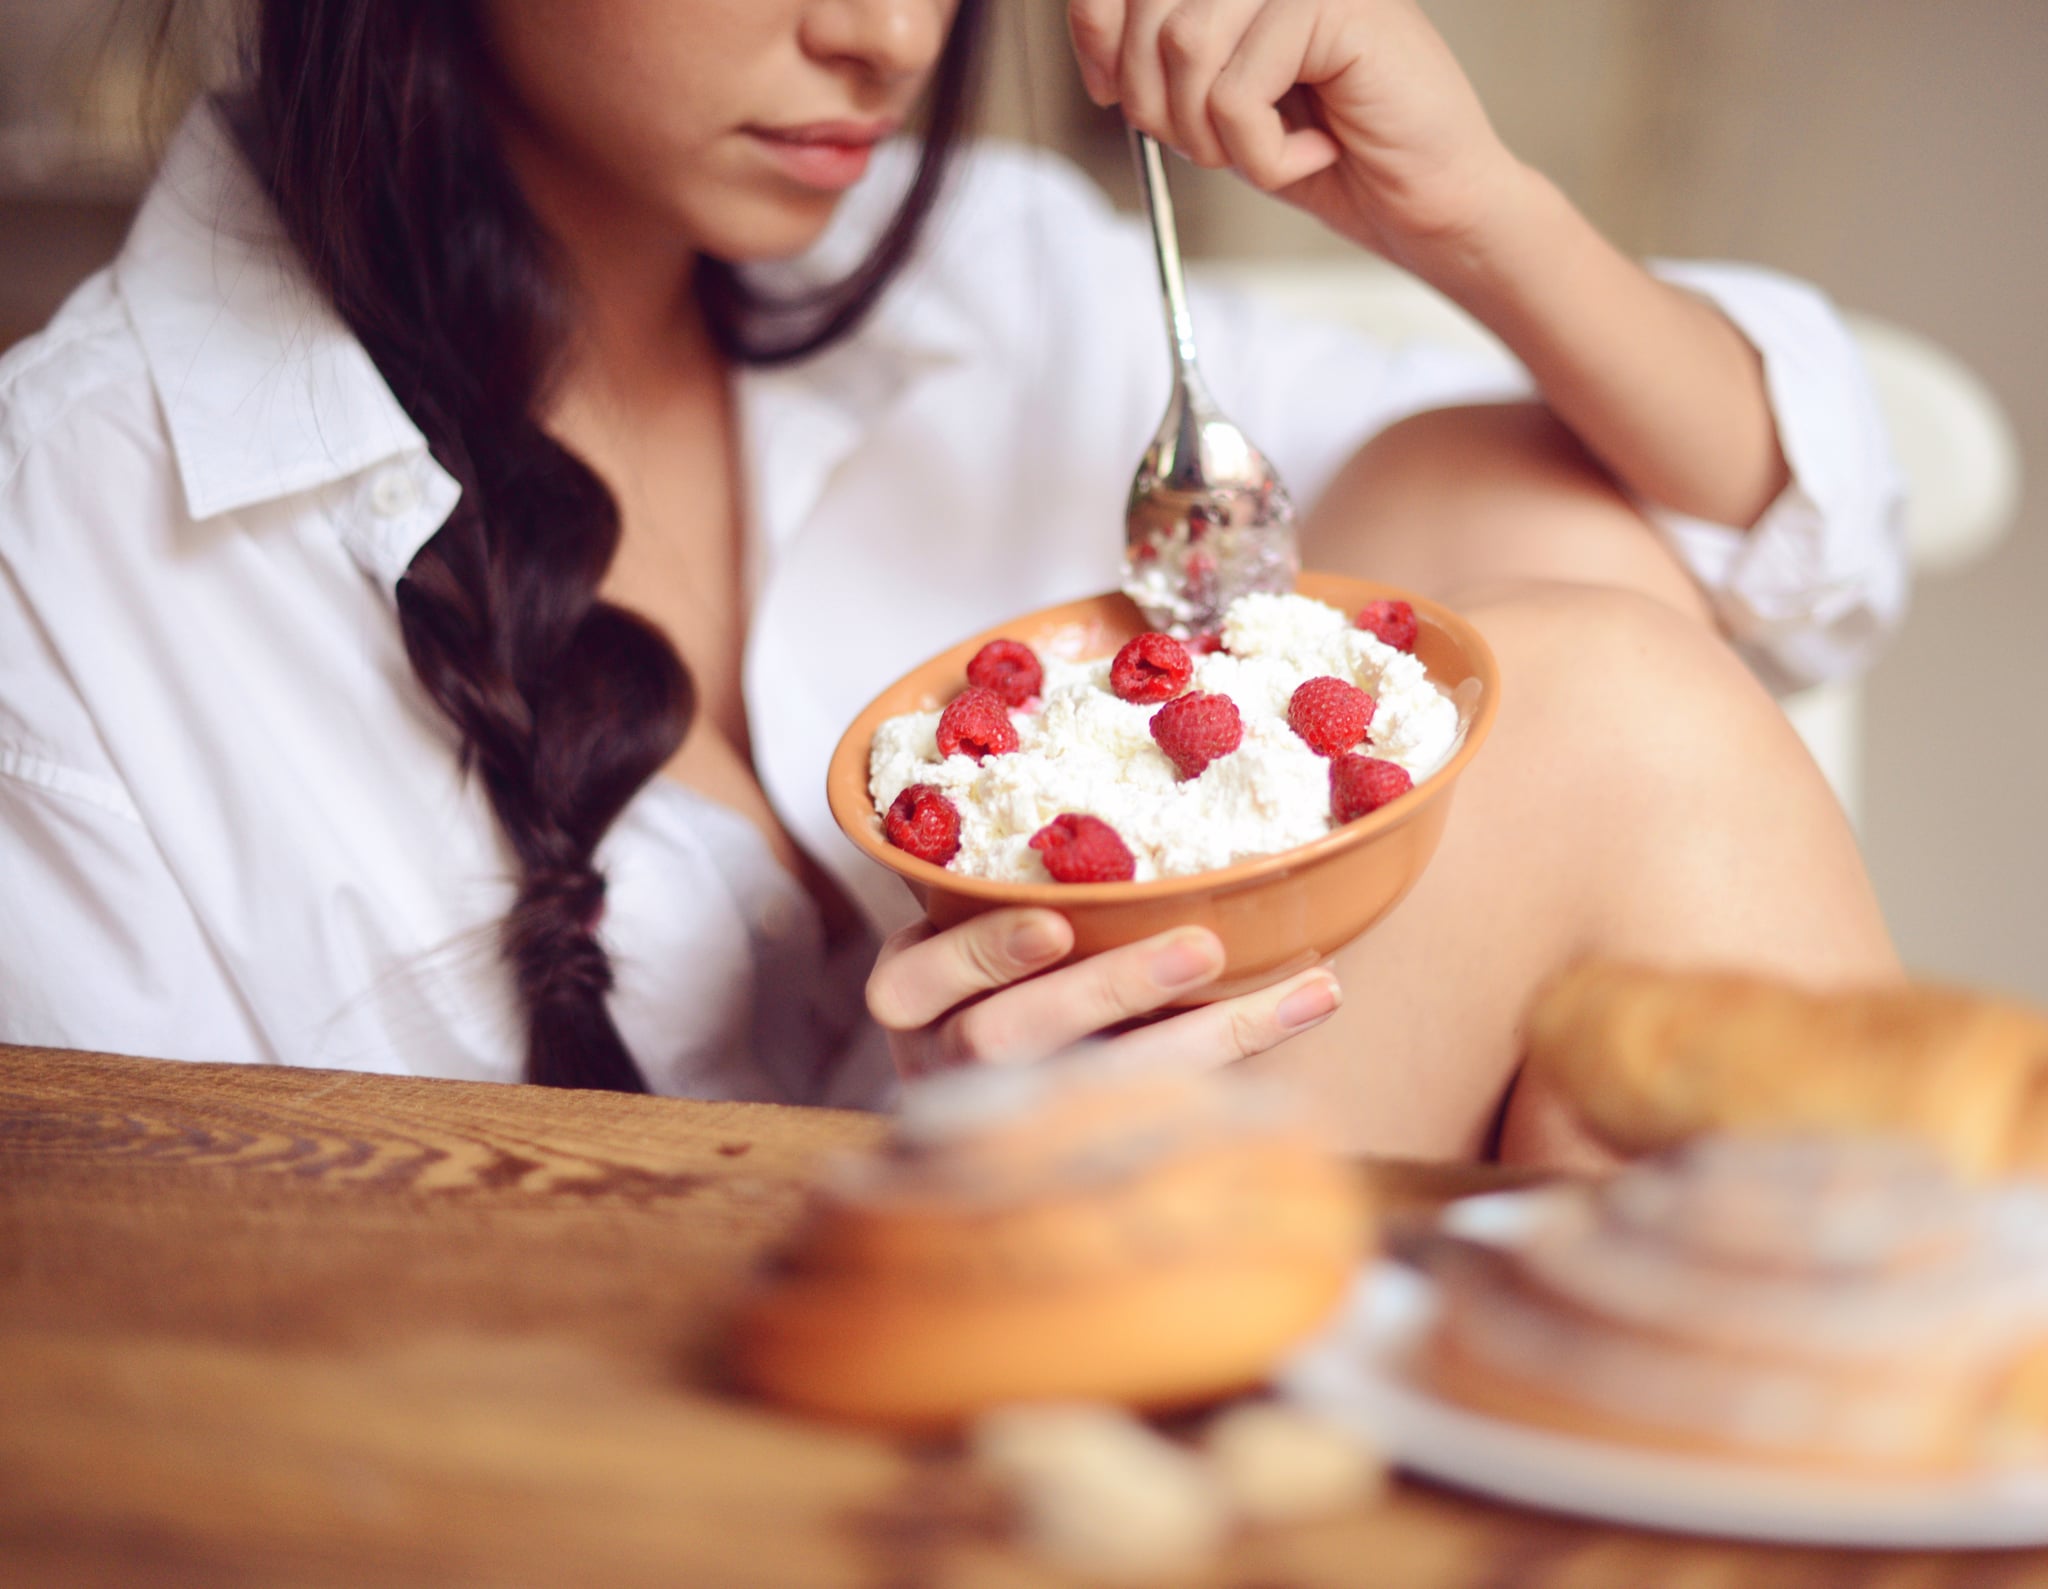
[690,189,847,266]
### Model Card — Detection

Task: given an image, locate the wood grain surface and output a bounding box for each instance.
[2,1046,2041,1589]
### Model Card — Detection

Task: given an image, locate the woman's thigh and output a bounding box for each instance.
[1302,400,1717,624]
[1241,579,1898,1164]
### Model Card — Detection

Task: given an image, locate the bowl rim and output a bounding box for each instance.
[825,572,1501,905]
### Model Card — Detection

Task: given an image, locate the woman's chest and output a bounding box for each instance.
[592,433,843,918]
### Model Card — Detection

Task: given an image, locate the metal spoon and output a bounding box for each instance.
[1121,129,1299,637]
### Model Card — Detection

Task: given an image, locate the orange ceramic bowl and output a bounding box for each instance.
[825,572,1500,1001]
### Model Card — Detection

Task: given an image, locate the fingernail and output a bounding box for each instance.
[1276,973,1341,1032]
[1076,58,1115,105]
[1007,915,1067,965]
[1149,934,1221,991]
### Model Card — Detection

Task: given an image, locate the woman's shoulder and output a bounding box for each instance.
[0,277,161,822]
[1,267,158,449]
[0,269,168,526]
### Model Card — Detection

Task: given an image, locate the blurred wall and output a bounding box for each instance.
[0,0,164,348]
[1613,2,2047,1002]
[4,2,2043,997]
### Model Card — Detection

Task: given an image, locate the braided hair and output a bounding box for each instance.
[232,0,989,1089]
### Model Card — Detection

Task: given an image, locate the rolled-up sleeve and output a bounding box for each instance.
[1187,250,1908,692]
[1644,261,1908,691]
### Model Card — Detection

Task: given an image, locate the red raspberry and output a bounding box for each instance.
[883,784,961,865]
[1356,599,1419,652]
[965,638,1043,709]
[1109,632,1193,703]
[1188,632,1227,655]
[1287,676,1376,758]
[935,687,1018,763]
[1029,813,1137,883]
[1149,691,1244,780]
[1330,755,1413,823]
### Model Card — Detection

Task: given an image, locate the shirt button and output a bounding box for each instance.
[370,469,419,518]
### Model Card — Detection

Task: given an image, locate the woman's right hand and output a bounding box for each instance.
[1065,0,1521,273]
[866,908,1343,1079]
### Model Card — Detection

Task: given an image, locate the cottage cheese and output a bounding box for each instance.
[869,593,1462,883]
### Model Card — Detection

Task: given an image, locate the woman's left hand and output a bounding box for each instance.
[1066,0,1524,272]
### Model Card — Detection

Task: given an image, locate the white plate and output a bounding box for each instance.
[1278,1192,2048,1549]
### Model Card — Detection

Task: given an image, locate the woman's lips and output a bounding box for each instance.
[748,121,897,192]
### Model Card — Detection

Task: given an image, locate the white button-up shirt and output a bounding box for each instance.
[0,106,1905,1099]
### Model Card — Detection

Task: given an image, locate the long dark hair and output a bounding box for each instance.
[230,1,989,1090]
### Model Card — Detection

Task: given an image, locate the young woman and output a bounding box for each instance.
[0,0,1900,1160]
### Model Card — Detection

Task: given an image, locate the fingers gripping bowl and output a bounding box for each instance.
[825,573,1500,1002]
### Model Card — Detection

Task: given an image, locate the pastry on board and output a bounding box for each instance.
[728,1057,1371,1429]
[1524,961,2048,1177]
[1415,1135,2048,1473]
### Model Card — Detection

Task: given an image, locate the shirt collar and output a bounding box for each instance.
[114,105,439,530]
[114,105,982,582]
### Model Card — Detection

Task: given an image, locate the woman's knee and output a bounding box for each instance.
[1460,581,1895,980]
[1470,580,1829,819]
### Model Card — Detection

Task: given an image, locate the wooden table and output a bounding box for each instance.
[2,1047,2039,1588]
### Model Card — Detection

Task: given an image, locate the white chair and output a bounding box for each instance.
[1198,258,2022,825]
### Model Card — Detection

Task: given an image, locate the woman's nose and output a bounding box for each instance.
[801,0,951,83]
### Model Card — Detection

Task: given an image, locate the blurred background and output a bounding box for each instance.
[2,1,2041,999]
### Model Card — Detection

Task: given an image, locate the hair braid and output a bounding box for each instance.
[237,0,685,1090]
[232,0,988,1090]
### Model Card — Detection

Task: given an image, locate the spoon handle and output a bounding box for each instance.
[1130,129,1201,376]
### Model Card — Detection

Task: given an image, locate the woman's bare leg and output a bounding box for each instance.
[1304,401,1718,623]
[1246,404,1898,1164]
